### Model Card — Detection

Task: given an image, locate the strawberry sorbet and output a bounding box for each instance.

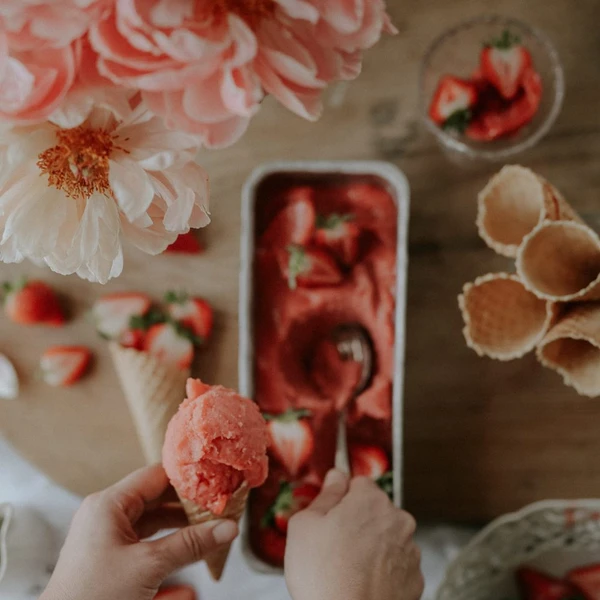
[162,378,269,515]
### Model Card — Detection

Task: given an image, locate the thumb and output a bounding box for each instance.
[147,519,238,575]
[307,469,350,515]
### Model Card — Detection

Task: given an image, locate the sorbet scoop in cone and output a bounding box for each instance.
[109,342,189,463]
[477,165,579,258]
[459,273,556,360]
[537,303,600,398]
[163,378,269,580]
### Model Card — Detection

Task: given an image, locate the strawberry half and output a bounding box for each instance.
[480,30,533,100]
[143,323,194,370]
[350,444,390,479]
[91,293,152,341]
[260,187,316,249]
[3,279,65,326]
[466,67,542,141]
[567,564,600,600]
[314,213,360,265]
[428,75,478,132]
[264,409,314,477]
[262,481,320,535]
[518,567,582,600]
[40,346,92,387]
[164,291,213,343]
[165,232,204,254]
[257,526,287,566]
[154,585,196,600]
[280,245,342,290]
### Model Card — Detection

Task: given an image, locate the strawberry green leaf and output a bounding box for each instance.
[129,308,166,331]
[443,109,472,133]
[172,320,204,346]
[261,481,294,528]
[286,245,309,290]
[376,471,394,500]
[263,408,312,423]
[315,213,354,230]
[485,29,521,49]
[164,290,188,304]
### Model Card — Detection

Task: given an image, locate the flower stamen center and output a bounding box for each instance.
[37,126,116,200]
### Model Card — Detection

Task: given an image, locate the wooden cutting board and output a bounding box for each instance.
[2,0,600,522]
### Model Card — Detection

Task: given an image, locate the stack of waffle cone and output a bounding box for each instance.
[109,342,189,464]
[458,273,556,360]
[477,165,581,258]
[461,165,600,397]
[178,483,249,581]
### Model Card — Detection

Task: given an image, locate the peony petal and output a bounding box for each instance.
[109,156,155,221]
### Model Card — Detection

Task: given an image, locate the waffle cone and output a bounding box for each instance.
[537,303,600,397]
[109,342,189,464]
[477,165,580,258]
[459,273,557,360]
[516,221,600,302]
[178,484,249,581]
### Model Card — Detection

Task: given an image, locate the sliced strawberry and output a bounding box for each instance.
[91,293,152,340]
[262,481,320,534]
[350,444,390,479]
[154,585,196,600]
[480,30,533,100]
[3,279,65,326]
[40,346,92,387]
[466,67,542,141]
[164,291,213,343]
[119,328,146,351]
[260,188,316,249]
[165,232,204,254]
[428,75,478,132]
[567,564,600,600]
[264,409,314,477]
[279,245,342,290]
[518,567,581,600]
[257,526,287,566]
[143,323,194,370]
[314,213,360,265]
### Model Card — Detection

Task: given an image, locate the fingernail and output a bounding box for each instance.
[324,469,348,487]
[212,520,238,544]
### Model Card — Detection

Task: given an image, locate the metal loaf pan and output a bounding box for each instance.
[238,161,410,574]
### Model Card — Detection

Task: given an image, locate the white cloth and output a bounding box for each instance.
[0,436,474,600]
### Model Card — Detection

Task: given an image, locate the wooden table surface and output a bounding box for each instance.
[1,0,600,523]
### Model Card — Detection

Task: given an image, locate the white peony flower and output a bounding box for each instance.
[0,103,209,283]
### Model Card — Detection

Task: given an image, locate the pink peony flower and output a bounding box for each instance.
[0,102,210,283]
[0,0,111,50]
[90,0,395,147]
[0,31,78,123]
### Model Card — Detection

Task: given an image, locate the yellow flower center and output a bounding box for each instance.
[206,0,276,26]
[37,126,119,200]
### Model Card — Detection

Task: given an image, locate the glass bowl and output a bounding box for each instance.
[419,15,564,163]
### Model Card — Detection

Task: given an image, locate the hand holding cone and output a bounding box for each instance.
[461,165,600,397]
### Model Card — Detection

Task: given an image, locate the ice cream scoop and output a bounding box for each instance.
[332,325,374,473]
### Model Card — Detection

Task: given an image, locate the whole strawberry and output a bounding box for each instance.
[3,279,65,326]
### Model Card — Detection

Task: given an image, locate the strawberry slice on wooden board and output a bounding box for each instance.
[165,232,204,254]
[428,75,478,132]
[480,30,533,100]
[518,567,582,600]
[154,585,196,600]
[466,67,542,141]
[164,292,213,343]
[143,323,194,370]
[279,245,343,290]
[262,481,320,534]
[260,187,316,249]
[3,279,65,326]
[91,293,152,340]
[567,564,600,600]
[264,409,314,477]
[314,213,360,265]
[349,444,390,479]
[40,346,92,387]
